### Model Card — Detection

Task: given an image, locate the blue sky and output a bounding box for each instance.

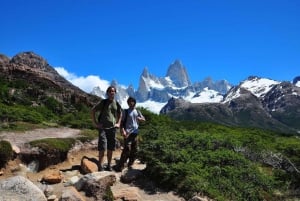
[1,0,299,92]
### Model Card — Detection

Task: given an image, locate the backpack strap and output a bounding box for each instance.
[121,109,129,129]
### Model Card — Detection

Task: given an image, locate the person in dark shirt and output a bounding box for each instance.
[91,86,122,171]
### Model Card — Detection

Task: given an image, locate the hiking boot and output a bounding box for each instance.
[98,165,104,172]
[113,165,123,172]
[105,165,112,171]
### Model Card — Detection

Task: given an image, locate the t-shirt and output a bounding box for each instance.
[93,99,122,129]
[122,108,144,134]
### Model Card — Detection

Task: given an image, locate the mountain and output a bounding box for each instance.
[161,76,300,134]
[0,52,100,117]
[293,76,300,87]
[91,60,232,113]
[166,60,191,87]
[2,51,298,134]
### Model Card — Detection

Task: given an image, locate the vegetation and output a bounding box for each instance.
[29,138,76,152]
[1,77,299,200]
[0,140,13,168]
[0,77,95,131]
[137,109,300,201]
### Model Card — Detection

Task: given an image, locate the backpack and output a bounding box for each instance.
[121,109,129,129]
[97,99,108,123]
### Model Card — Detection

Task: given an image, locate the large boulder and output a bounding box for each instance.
[0,175,47,201]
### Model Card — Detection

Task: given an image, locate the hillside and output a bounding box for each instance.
[0,51,100,129]
[161,77,300,134]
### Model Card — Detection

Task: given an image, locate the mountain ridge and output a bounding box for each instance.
[91,59,233,113]
[1,51,299,134]
[161,76,300,134]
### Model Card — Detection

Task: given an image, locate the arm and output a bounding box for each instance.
[120,110,128,137]
[115,102,122,128]
[90,106,98,128]
[90,101,102,129]
[137,110,145,122]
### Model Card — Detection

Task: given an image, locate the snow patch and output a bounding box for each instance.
[241,78,280,97]
[137,100,167,114]
[186,87,223,103]
[223,88,241,103]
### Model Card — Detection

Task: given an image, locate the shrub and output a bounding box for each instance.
[0,140,13,168]
[29,138,76,152]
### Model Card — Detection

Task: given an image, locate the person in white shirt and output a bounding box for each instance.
[114,97,145,171]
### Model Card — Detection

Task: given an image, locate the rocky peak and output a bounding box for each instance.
[11,52,48,69]
[160,97,189,114]
[166,60,191,88]
[0,51,100,108]
[141,67,150,78]
[0,54,10,66]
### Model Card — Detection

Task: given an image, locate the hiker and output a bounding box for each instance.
[91,86,122,171]
[114,96,145,172]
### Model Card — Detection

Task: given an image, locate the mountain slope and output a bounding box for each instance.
[0,52,100,127]
[161,76,300,134]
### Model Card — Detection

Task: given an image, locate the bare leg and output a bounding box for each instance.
[99,150,105,170]
[107,150,113,167]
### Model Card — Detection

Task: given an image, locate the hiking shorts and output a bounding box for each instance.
[98,127,116,151]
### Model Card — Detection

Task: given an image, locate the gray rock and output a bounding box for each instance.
[0,175,47,201]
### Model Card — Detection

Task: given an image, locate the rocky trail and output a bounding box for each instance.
[0,127,185,201]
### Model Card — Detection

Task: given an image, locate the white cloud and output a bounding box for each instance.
[55,67,109,93]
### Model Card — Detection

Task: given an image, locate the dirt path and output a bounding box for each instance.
[0,127,81,147]
[0,127,185,201]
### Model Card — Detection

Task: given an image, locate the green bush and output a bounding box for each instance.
[29,138,76,152]
[0,140,13,168]
[137,112,300,201]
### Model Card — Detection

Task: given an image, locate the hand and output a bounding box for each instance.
[114,123,120,128]
[122,130,128,138]
[96,123,103,129]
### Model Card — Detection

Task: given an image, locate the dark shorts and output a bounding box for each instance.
[98,128,116,151]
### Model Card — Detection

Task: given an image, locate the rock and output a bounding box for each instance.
[47,194,57,201]
[61,186,85,201]
[0,175,47,201]
[12,145,20,154]
[113,186,141,201]
[80,156,98,174]
[120,168,144,184]
[74,172,116,200]
[42,171,63,184]
[64,175,81,187]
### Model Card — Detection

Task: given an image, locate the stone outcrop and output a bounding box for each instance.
[0,148,185,201]
[0,175,47,201]
[166,60,191,88]
[61,186,86,201]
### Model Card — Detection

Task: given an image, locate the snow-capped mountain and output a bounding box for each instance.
[161,75,300,134]
[91,60,232,113]
[223,76,280,103]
